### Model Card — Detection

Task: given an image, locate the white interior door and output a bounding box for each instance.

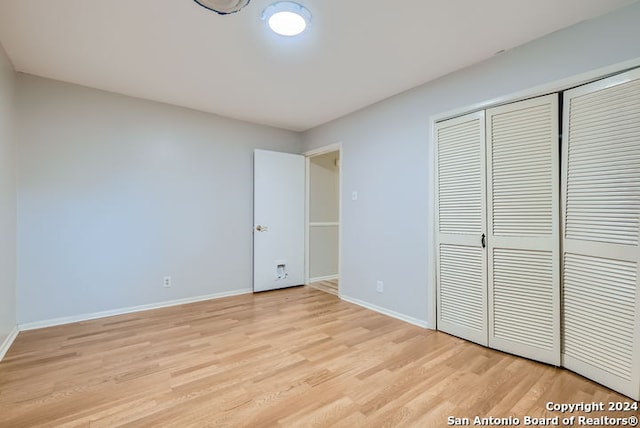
[253,149,305,292]
[486,94,560,366]
[436,111,488,346]
[562,69,640,400]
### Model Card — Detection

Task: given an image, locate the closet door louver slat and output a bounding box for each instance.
[562,69,640,401]
[436,111,488,346]
[486,95,561,365]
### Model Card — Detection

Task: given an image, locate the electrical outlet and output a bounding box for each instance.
[376,280,384,293]
[163,276,172,288]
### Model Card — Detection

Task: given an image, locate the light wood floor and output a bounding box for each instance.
[0,286,632,427]
[307,279,338,296]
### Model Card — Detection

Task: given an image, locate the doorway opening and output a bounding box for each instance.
[305,144,341,296]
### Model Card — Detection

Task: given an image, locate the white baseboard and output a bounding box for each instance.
[0,325,19,362]
[19,289,253,331]
[308,274,339,283]
[339,294,431,329]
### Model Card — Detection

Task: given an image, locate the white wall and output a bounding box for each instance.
[0,43,16,349]
[15,75,301,325]
[302,2,640,327]
[309,151,339,279]
[309,152,339,222]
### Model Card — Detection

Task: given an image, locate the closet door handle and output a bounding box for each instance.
[481,233,486,248]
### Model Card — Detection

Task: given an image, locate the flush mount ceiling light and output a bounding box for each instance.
[193,0,251,15]
[262,2,311,36]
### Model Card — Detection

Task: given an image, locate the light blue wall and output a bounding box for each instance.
[15,75,302,324]
[302,2,640,326]
[0,42,17,350]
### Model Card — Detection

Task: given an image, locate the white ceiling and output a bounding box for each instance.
[0,0,636,131]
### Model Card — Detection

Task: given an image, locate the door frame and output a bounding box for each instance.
[304,143,343,290]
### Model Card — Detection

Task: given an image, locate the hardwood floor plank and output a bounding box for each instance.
[308,279,339,296]
[0,286,634,427]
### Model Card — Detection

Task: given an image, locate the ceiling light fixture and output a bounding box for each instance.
[262,2,311,37]
[193,0,251,15]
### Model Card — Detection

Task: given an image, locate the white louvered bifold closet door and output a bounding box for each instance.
[562,69,640,401]
[486,95,560,365]
[436,111,488,346]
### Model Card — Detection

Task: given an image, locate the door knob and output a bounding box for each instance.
[256,225,268,232]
